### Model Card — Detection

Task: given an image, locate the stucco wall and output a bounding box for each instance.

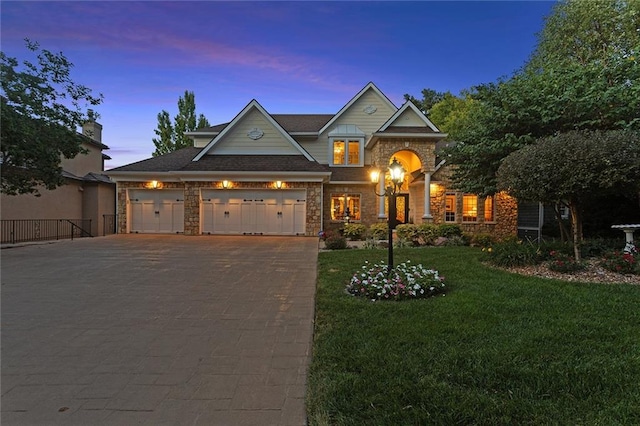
[1,181,84,220]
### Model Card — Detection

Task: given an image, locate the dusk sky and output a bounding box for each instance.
[1,1,555,169]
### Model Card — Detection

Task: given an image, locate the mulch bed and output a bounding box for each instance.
[503,259,640,285]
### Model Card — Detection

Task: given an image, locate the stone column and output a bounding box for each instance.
[422,172,433,220]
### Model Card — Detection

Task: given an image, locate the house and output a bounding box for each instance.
[1,115,116,239]
[107,83,517,239]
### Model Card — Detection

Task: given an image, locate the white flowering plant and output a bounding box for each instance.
[346,260,446,301]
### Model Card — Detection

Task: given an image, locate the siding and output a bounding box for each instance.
[209,109,301,155]
[392,108,427,127]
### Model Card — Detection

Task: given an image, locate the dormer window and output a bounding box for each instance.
[328,125,365,167]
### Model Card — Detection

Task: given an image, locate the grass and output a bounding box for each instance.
[307,246,640,425]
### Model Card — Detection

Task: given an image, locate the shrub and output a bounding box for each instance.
[547,251,586,273]
[437,224,463,238]
[395,224,420,246]
[485,240,540,267]
[470,233,494,248]
[324,233,348,250]
[343,223,366,240]
[346,260,446,301]
[417,223,439,245]
[581,238,622,258]
[600,250,639,275]
[444,235,469,246]
[368,223,388,240]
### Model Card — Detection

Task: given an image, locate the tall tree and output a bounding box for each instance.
[497,130,640,260]
[1,40,103,195]
[403,88,445,116]
[442,0,640,195]
[152,90,210,156]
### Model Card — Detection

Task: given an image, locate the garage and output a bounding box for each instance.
[201,189,306,235]
[128,189,184,233]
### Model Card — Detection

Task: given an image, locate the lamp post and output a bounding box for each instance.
[370,157,405,272]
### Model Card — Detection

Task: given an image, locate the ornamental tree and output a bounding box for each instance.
[497,130,640,261]
[1,39,103,195]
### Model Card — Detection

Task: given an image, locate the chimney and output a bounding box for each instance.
[82,109,103,143]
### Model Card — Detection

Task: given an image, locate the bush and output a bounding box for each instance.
[417,223,439,245]
[396,224,420,246]
[368,223,388,240]
[437,224,463,238]
[547,250,586,273]
[346,260,446,301]
[343,223,366,240]
[470,233,495,248]
[485,240,540,267]
[600,250,639,275]
[324,233,348,250]
[444,235,469,246]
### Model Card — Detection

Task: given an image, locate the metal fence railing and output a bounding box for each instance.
[1,219,92,245]
[103,214,117,236]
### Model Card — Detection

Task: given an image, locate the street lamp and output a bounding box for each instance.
[370,157,405,272]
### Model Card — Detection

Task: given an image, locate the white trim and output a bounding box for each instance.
[192,100,314,162]
[328,137,365,167]
[318,82,397,135]
[109,170,331,183]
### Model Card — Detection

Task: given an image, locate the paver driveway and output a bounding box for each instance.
[1,235,318,425]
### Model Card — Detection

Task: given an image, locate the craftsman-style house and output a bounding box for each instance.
[107,83,517,238]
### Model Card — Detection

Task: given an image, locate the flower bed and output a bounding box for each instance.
[346,260,446,301]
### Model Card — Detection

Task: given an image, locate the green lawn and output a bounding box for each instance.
[307,247,640,425]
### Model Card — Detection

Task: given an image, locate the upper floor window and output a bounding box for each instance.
[332,139,362,166]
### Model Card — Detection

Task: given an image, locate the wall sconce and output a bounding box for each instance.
[275,180,283,190]
[221,180,230,189]
[148,180,161,189]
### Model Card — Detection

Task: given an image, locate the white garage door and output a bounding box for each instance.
[201,189,306,235]
[129,189,184,233]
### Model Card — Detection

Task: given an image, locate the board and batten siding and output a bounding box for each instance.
[206,109,301,155]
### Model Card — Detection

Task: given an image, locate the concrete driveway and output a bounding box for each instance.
[1,235,318,425]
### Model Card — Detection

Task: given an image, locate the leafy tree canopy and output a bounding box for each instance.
[1,39,103,195]
[152,90,210,156]
[439,0,640,195]
[497,129,640,259]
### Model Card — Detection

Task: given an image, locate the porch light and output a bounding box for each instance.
[370,157,406,272]
[275,180,283,190]
[221,180,230,189]
[149,180,160,189]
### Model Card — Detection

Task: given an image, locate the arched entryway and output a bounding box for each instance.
[376,150,425,224]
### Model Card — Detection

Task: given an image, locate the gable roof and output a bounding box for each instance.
[189,114,333,136]
[378,101,440,133]
[318,82,397,135]
[192,100,315,162]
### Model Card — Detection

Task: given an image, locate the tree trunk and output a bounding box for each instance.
[568,200,583,262]
[554,202,571,242]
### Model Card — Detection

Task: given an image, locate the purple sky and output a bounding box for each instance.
[1,1,555,169]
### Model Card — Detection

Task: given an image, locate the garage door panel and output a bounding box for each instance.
[129,189,184,234]
[200,189,306,236]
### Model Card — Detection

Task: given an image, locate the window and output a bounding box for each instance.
[331,194,361,221]
[331,139,363,166]
[445,193,456,222]
[484,196,494,222]
[463,195,478,222]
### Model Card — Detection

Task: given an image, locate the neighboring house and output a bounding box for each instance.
[107,83,517,238]
[1,116,116,239]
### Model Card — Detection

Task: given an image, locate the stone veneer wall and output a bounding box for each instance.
[370,139,437,173]
[116,181,323,236]
[323,183,382,233]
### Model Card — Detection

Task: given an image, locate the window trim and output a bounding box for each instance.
[444,193,456,223]
[330,193,362,222]
[329,137,364,167]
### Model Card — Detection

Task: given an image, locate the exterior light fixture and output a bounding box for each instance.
[221,180,230,189]
[370,157,405,272]
[275,180,283,190]
[149,180,160,189]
